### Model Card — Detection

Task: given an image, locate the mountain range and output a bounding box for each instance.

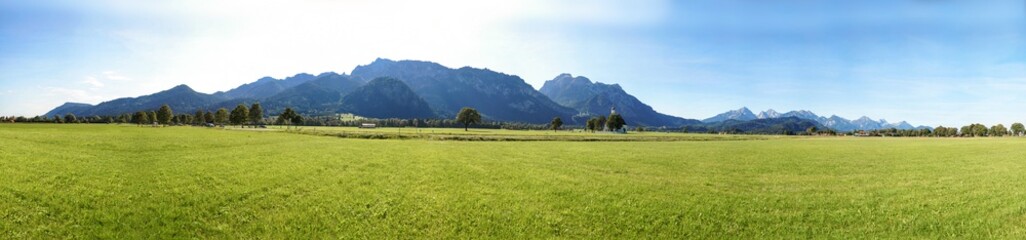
[539,74,700,127]
[44,58,924,132]
[45,59,578,124]
[703,107,929,132]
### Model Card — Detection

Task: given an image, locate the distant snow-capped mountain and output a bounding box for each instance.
[703,107,757,123]
[755,109,781,119]
[706,107,928,131]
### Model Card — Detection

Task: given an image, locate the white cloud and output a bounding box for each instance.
[79,71,133,88]
[82,76,105,87]
[102,71,131,81]
[43,86,105,104]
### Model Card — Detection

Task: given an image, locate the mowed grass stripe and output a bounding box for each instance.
[1,124,1025,238]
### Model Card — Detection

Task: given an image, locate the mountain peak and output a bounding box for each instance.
[339,76,435,119]
[289,73,315,79]
[551,73,593,84]
[168,84,195,92]
[703,107,757,123]
[316,71,340,78]
[352,58,450,79]
[43,102,96,117]
[372,57,396,65]
[708,109,922,132]
[756,109,782,119]
[58,102,94,107]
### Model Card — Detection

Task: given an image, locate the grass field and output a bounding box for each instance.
[257,125,772,141]
[2,124,1026,238]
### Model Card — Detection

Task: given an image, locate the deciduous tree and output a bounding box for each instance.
[990,124,1008,137]
[156,104,173,126]
[606,113,625,132]
[277,107,299,128]
[229,104,249,127]
[214,108,229,126]
[276,108,292,126]
[64,113,77,123]
[1012,123,1025,136]
[550,117,563,132]
[134,111,149,125]
[455,107,481,131]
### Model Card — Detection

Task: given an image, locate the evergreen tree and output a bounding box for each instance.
[204,111,214,124]
[290,112,304,127]
[249,103,264,127]
[195,110,205,125]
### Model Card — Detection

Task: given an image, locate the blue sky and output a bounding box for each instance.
[1,0,1024,127]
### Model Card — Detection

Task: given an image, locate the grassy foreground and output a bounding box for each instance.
[2,124,1026,238]
[258,126,771,141]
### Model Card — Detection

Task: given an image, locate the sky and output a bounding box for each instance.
[1,0,1024,127]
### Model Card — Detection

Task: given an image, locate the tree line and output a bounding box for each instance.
[2,103,304,128]
[842,123,1024,137]
[120,103,285,127]
[582,112,627,133]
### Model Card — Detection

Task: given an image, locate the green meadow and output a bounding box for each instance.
[270,125,771,141]
[2,124,1025,238]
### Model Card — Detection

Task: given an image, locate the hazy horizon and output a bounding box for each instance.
[2,0,1024,127]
